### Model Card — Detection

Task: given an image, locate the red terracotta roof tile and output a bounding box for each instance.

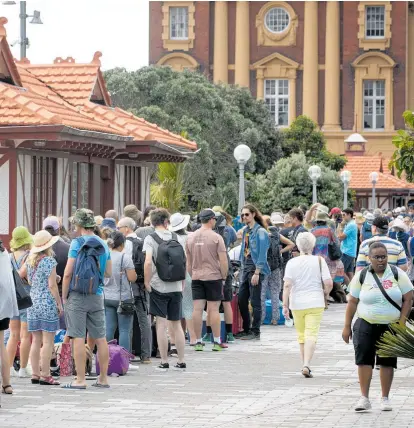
[345,156,414,190]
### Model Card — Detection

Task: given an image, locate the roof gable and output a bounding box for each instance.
[252,52,299,69]
[0,17,22,87]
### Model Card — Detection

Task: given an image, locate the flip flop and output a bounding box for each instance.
[92,381,110,389]
[302,366,313,378]
[61,382,87,390]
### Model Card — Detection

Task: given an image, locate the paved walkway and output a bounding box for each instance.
[1,305,414,428]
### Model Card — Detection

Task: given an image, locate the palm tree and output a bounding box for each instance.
[377,320,414,359]
[150,162,185,213]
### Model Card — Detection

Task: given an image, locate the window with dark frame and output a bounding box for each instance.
[170,6,189,39]
[31,156,57,232]
[363,80,385,130]
[365,5,385,38]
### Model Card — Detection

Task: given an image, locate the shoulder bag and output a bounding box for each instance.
[318,256,329,310]
[117,254,136,315]
[11,253,32,310]
[328,229,342,261]
[370,269,402,312]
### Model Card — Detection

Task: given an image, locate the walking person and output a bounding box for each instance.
[62,209,112,389]
[117,217,152,363]
[186,209,228,350]
[338,208,358,285]
[342,242,413,411]
[261,214,294,325]
[237,204,270,340]
[283,232,333,378]
[7,227,33,379]
[104,231,137,351]
[27,230,63,386]
[0,240,19,395]
[143,208,187,370]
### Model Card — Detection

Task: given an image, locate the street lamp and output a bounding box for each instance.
[369,171,379,210]
[340,170,352,209]
[1,1,43,59]
[308,165,321,204]
[234,144,251,214]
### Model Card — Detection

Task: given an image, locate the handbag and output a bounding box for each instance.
[328,230,342,261]
[117,254,136,315]
[11,254,32,310]
[318,256,329,310]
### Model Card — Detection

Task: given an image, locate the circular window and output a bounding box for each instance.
[265,7,290,33]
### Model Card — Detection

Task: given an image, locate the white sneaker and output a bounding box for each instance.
[128,364,139,371]
[355,396,372,412]
[10,367,18,377]
[18,367,31,378]
[381,397,393,411]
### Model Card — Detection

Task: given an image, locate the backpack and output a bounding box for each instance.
[126,237,145,282]
[359,264,399,285]
[361,221,373,241]
[69,236,106,294]
[267,229,282,271]
[150,232,186,282]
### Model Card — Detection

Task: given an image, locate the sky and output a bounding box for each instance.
[0,0,150,70]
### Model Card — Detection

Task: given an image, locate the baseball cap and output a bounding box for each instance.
[43,216,60,231]
[329,207,341,217]
[199,209,216,221]
[372,215,389,230]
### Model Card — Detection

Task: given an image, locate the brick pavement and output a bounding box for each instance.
[1,305,414,428]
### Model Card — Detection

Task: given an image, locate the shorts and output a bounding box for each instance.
[12,309,28,323]
[0,318,10,331]
[150,289,182,321]
[222,275,233,302]
[65,293,106,339]
[192,279,223,302]
[341,253,355,273]
[352,318,397,369]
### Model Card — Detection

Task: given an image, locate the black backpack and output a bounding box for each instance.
[267,229,282,271]
[126,237,145,282]
[150,232,186,282]
[359,265,399,284]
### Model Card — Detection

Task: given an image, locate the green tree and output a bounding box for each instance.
[389,110,414,182]
[282,116,346,171]
[250,153,351,213]
[104,66,284,214]
[150,162,185,212]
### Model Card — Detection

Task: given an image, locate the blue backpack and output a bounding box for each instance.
[70,237,106,294]
[361,221,373,241]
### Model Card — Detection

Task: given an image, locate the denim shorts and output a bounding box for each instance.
[12,309,28,323]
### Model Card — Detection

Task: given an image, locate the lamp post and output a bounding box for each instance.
[1,1,43,59]
[308,165,322,204]
[340,170,352,209]
[234,144,251,214]
[369,171,379,210]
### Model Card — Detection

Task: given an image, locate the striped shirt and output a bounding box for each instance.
[356,235,407,271]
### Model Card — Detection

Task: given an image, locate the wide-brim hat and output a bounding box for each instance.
[270,212,284,226]
[10,226,33,251]
[316,205,330,221]
[169,213,191,232]
[30,230,59,254]
[72,208,96,228]
[390,218,409,233]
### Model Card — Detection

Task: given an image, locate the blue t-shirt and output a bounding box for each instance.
[224,225,237,249]
[68,235,111,296]
[341,220,358,257]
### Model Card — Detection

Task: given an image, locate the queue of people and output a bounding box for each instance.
[0,202,413,414]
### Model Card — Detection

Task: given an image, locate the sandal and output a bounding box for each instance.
[31,375,41,385]
[302,366,313,378]
[1,385,13,394]
[39,376,60,386]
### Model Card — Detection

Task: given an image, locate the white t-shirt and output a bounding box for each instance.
[284,255,331,310]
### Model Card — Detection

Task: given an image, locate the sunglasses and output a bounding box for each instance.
[241,213,251,218]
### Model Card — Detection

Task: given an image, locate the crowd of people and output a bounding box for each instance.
[0,201,413,412]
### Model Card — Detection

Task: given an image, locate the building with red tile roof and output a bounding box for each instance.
[0,17,197,244]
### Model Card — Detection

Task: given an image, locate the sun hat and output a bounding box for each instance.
[94,215,104,226]
[42,216,60,231]
[390,218,409,233]
[329,207,341,217]
[199,209,216,221]
[124,204,142,225]
[10,226,33,251]
[101,218,117,230]
[169,212,191,232]
[72,208,96,228]
[212,205,225,213]
[354,213,364,224]
[270,212,284,226]
[30,230,59,254]
[363,212,375,222]
[315,205,330,221]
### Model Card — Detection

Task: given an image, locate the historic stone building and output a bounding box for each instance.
[149,1,414,158]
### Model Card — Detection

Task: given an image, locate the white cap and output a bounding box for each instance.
[270,212,284,226]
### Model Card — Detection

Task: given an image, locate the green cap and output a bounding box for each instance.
[10,226,33,251]
[72,208,96,228]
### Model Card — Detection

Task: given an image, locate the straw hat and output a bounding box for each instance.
[169,212,191,232]
[315,205,330,221]
[10,226,33,251]
[355,213,365,225]
[30,230,59,254]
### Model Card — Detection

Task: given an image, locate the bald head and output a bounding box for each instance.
[105,210,119,223]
